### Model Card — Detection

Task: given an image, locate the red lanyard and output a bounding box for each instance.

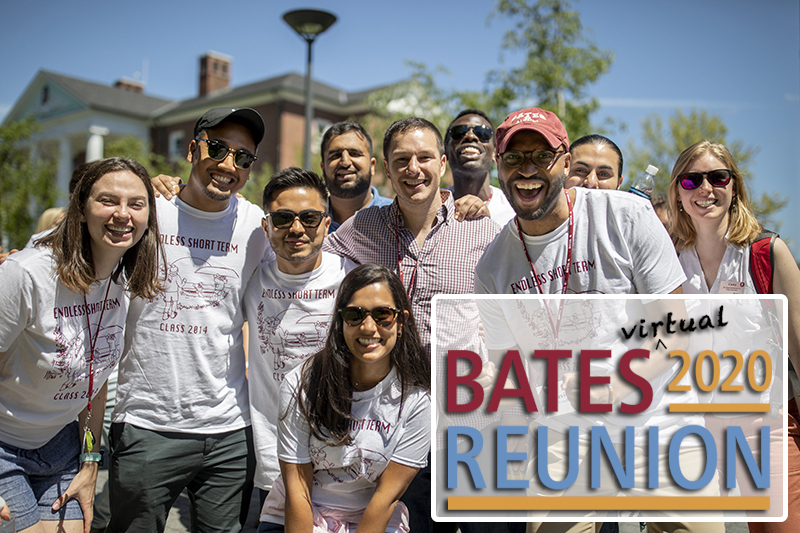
[395,206,419,300]
[81,277,112,452]
[515,189,574,345]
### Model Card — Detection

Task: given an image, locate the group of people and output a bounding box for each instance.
[0,102,798,533]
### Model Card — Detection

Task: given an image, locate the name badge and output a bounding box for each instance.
[719,280,746,294]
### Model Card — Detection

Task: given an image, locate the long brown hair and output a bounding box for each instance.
[37,157,165,298]
[668,140,762,252]
[297,264,430,447]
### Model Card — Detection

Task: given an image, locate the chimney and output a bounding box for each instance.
[199,51,232,97]
[114,78,145,93]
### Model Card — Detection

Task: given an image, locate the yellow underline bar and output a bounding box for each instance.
[448,496,770,511]
[669,403,770,413]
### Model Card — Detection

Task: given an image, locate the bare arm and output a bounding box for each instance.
[151,174,183,199]
[355,461,419,533]
[772,238,800,395]
[453,194,490,221]
[52,379,108,533]
[281,460,314,533]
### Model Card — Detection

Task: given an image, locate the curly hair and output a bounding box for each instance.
[296,264,429,446]
[36,157,165,298]
[668,140,761,252]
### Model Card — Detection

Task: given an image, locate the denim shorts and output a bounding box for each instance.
[0,421,83,531]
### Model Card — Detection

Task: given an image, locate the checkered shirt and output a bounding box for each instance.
[324,191,502,448]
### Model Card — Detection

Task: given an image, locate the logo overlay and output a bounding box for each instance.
[431,295,789,523]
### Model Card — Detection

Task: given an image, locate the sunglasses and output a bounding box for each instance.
[339,306,400,327]
[499,149,565,169]
[195,138,258,169]
[266,210,326,229]
[678,169,732,190]
[449,125,493,143]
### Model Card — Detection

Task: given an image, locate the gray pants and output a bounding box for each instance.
[107,423,255,533]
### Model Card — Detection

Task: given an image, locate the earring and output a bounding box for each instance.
[397,326,403,338]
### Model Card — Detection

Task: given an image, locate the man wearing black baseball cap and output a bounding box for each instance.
[107,107,272,533]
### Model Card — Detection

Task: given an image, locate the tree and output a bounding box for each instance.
[0,118,57,250]
[364,0,613,143]
[239,160,275,207]
[484,0,614,137]
[104,136,191,179]
[626,108,786,230]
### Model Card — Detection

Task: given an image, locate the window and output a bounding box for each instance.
[168,130,186,162]
[41,85,49,104]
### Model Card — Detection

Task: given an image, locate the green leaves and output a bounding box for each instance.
[104,136,191,180]
[0,118,57,250]
[627,108,785,230]
[364,0,613,147]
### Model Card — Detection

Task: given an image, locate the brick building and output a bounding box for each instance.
[3,51,387,202]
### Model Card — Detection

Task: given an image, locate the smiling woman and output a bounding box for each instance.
[0,157,164,532]
[670,141,800,532]
[259,264,431,533]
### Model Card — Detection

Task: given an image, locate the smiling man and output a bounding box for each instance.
[320,121,393,232]
[475,107,683,295]
[324,117,500,533]
[445,109,515,225]
[565,134,625,190]
[243,167,353,508]
[473,109,710,533]
[108,108,272,533]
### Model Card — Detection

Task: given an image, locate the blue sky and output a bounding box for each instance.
[2,0,799,253]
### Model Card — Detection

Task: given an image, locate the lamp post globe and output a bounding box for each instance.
[283,9,337,170]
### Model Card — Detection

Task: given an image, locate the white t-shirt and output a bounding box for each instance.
[113,194,271,433]
[445,185,516,226]
[261,366,430,529]
[0,246,128,449]
[474,188,692,442]
[485,185,516,226]
[243,251,355,490]
[475,188,685,297]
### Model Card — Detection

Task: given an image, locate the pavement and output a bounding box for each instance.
[95,469,749,533]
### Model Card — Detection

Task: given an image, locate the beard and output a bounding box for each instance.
[326,170,372,200]
[499,171,566,221]
[202,185,232,202]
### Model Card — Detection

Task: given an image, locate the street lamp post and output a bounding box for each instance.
[283,9,337,170]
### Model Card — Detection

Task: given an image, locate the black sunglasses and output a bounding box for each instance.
[339,306,400,327]
[195,138,258,170]
[449,125,494,143]
[678,169,732,190]
[499,149,565,169]
[266,210,326,229]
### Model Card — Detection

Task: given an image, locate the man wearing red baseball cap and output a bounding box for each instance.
[472,110,724,533]
[477,105,681,293]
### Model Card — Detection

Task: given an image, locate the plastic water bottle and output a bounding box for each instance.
[629,165,658,199]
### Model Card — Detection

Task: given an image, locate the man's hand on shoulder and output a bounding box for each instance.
[0,248,18,266]
[152,174,183,200]
[454,194,490,221]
